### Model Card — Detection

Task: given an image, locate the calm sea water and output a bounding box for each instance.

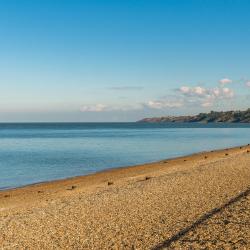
[0,122,250,190]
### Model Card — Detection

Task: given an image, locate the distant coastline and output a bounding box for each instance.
[137,109,250,123]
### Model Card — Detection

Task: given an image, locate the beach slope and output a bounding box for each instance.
[1,145,250,249]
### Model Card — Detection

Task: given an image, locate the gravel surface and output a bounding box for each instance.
[168,188,250,249]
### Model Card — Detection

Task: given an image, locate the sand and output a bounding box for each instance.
[0,145,250,249]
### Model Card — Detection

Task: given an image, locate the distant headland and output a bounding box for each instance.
[137,109,250,123]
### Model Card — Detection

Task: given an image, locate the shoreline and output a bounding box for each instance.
[1,143,250,249]
[0,144,248,193]
[1,144,249,201]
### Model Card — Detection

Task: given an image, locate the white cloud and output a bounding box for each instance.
[179,86,190,94]
[221,87,234,98]
[212,88,220,97]
[146,100,183,109]
[143,83,235,111]
[179,86,233,98]
[193,86,206,95]
[219,78,232,85]
[80,104,143,112]
[178,85,234,107]
[201,102,213,107]
[246,81,250,87]
[80,104,108,112]
[179,86,207,96]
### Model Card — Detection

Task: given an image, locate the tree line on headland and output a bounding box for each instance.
[137,109,250,123]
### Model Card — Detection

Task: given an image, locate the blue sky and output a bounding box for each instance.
[0,0,249,122]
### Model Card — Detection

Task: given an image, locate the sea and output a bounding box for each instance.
[0,122,250,190]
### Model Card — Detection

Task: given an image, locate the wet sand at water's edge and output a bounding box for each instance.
[1,145,250,249]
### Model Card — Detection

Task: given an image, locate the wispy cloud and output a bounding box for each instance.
[80,104,142,112]
[81,79,237,113]
[246,81,250,87]
[219,78,232,85]
[80,104,108,112]
[145,100,183,109]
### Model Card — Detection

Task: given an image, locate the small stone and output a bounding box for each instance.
[108,182,113,186]
[67,185,77,190]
